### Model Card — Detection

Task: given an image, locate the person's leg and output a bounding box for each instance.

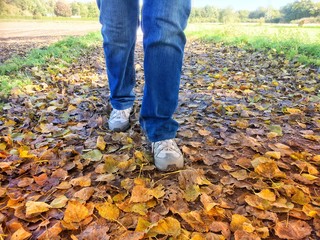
[140,0,191,142]
[97,0,139,111]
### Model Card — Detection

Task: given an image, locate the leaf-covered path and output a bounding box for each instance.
[0,40,320,239]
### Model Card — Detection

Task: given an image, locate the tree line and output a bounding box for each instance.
[191,0,320,23]
[0,0,319,23]
[0,0,99,18]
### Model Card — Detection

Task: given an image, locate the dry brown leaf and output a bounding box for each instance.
[234,230,260,240]
[38,221,63,240]
[274,220,312,239]
[74,187,95,201]
[70,175,91,187]
[179,211,208,232]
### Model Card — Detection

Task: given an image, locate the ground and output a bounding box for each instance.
[0,21,319,240]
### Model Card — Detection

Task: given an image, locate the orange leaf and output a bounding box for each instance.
[63,200,90,223]
[11,227,32,240]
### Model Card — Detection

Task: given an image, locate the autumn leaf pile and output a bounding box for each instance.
[0,40,320,240]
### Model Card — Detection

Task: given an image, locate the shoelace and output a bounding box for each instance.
[153,139,176,153]
[110,109,131,120]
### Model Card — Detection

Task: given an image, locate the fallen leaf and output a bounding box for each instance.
[25,201,51,216]
[11,227,32,240]
[147,217,181,237]
[274,220,312,239]
[95,201,120,221]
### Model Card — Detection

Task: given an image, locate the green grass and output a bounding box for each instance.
[0,31,101,97]
[186,23,320,66]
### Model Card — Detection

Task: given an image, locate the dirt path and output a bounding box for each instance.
[0,21,100,63]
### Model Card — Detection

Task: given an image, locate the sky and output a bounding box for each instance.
[192,0,320,10]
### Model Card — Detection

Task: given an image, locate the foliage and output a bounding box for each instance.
[0,0,99,18]
[188,0,320,23]
[54,0,72,17]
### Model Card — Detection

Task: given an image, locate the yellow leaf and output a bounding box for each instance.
[292,189,310,205]
[312,155,320,162]
[11,227,31,240]
[235,119,249,129]
[50,195,68,208]
[104,155,119,173]
[135,217,151,232]
[96,136,106,151]
[5,119,16,127]
[184,184,201,202]
[265,151,281,159]
[284,107,303,114]
[302,204,320,218]
[147,217,181,237]
[147,185,165,199]
[25,201,51,216]
[242,222,255,233]
[255,189,276,202]
[63,200,90,223]
[301,173,318,181]
[230,214,251,232]
[95,201,120,221]
[302,134,320,142]
[18,146,35,159]
[254,161,286,178]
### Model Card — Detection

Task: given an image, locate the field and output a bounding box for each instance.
[0,20,320,239]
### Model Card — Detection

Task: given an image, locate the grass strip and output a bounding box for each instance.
[186,23,320,66]
[0,31,101,96]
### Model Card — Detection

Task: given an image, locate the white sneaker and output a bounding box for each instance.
[108,107,132,131]
[152,139,184,171]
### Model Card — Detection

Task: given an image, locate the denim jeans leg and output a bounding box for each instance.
[140,0,191,142]
[97,0,139,110]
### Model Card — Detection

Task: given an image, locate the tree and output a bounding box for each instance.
[71,1,81,16]
[54,0,72,17]
[237,10,250,22]
[87,2,98,18]
[219,7,239,23]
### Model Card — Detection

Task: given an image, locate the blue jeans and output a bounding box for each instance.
[97,0,191,142]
